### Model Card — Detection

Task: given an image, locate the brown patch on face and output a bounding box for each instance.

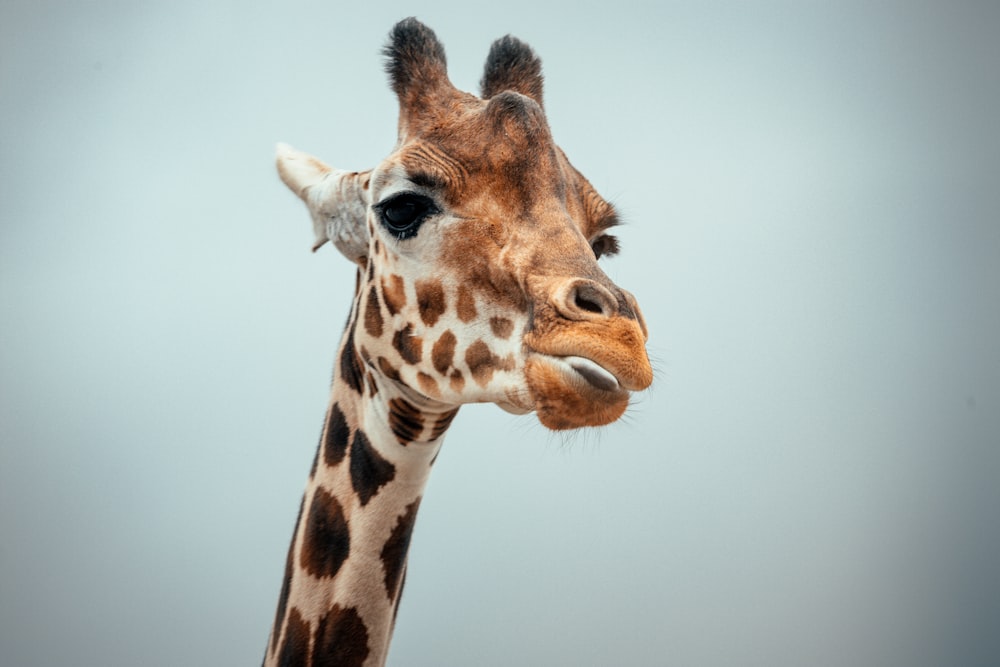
[464,339,515,387]
[449,369,465,392]
[431,330,457,374]
[416,372,440,398]
[388,397,424,445]
[377,356,402,383]
[364,286,383,338]
[428,408,459,440]
[380,499,421,600]
[382,274,407,316]
[415,279,446,327]
[299,487,350,579]
[276,607,312,667]
[489,316,514,339]
[456,285,477,322]
[313,604,370,667]
[393,324,423,364]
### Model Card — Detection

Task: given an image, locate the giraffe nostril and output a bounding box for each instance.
[574,291,604,314]
[557,279,617,320]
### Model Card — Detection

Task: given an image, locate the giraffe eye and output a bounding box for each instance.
[376,193,436,240]
[590,234,620,260]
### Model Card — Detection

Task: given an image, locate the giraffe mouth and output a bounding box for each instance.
[551,355,621,392]
[523,353,631,430]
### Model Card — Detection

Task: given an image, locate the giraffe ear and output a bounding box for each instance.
[480,35,544,108]
[276,143,371,263]
[383,18,455,138]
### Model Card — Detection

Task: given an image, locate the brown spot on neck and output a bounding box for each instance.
[313,604,371,667]
[349,429,396,506]
[323,404,350,467]
[392,324,423,365]
[416,372,441,398]
[299,488,350,578]
[449,369,465,392]
[268,497,305,658]
[380,500,421,600]
[465,340,515,387]
[377,356,402,383]
[340,328,365,394]
[275,607,312,666]
[431,330,457,374]
[387,397,425,445]
[364,285,384,338]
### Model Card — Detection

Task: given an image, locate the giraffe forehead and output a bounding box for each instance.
[378,96,563,206]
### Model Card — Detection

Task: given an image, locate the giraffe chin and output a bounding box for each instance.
[525,355,631,430]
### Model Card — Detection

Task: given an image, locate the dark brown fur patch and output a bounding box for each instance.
[465,340,515,386]
[313,604,370,667]
[393,324,423,364]
[388,397,424,445]
[377,356,402,383]
[382,274,407,316]
[393,566,408,622]
[269,497,305,657]
[324,404,350,467]
[350,429,396,506]
[431,330,457,374]
[415,279,446,327]
[489,316,514,339]
[276,607,311,667]
[380,499,421,599]
[364,286,383,338]
[416,372,440,398]
[449,369,465,392]
[299,487,350,579]
[340,328,365,394]
[456,285,477,322]
[429,408,459,440]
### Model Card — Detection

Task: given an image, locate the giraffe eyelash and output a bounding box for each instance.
[590,234,620,260]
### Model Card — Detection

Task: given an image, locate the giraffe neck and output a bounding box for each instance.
[265,316,458,667]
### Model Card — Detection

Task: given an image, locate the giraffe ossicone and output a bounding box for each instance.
[265,17,653,666]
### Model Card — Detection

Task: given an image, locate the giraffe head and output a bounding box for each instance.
[277,18,652,430]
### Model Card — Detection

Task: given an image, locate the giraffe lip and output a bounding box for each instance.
[550,355,621,392]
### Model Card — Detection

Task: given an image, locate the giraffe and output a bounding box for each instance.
[264,18,653,667]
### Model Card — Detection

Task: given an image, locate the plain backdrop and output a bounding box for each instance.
[2,1,998,666]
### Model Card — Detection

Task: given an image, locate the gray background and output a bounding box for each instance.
[2,1,998,666]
